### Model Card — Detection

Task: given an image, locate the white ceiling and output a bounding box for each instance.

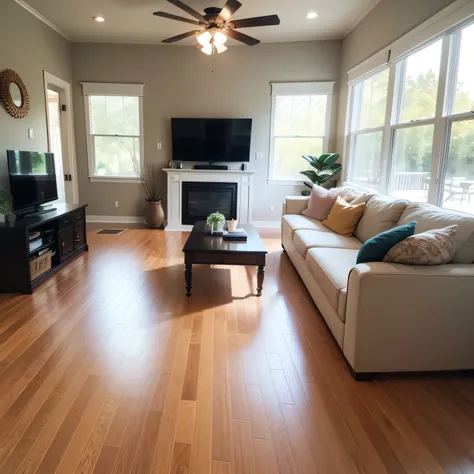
[21,0,381,44]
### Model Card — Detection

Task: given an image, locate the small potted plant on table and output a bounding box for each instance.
[206,212,226,235]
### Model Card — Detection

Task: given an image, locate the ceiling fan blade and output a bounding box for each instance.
[153,11,205,26]
[167,0,208,24]
[162,30,200,44]
[226,29,260,46]
[231,15,280,29]
[216,0,242,24]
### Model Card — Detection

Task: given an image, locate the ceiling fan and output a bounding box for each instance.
[153,0,280,55]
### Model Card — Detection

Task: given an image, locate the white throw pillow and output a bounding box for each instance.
[383,225,457,265]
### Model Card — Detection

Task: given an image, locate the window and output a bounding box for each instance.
[348,68,389,189]
[269,82,334,183]
[345,17,474,215]
[82,83,144,182]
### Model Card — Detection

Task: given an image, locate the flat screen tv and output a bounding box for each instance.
[7,150,58,212]
[171,118,252,163]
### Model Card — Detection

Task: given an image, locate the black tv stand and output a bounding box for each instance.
[193,163,228,171]
[20,206,57,218]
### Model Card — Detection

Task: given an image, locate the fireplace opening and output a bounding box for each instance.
[182,182,237,225]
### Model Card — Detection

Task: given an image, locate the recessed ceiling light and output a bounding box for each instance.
[306,12,318,19]
[93,16,105,22]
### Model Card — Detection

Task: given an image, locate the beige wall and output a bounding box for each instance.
[0,0,72,188]
[335,0,458,157]
[71,41,341,221]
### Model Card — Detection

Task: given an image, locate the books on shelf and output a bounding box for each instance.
[29,239,43,252]
[223,228,248,241]
[29,231,41,241]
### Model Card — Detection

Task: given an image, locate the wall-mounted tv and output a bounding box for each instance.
[7,150,58,212]
[171,118,252,163]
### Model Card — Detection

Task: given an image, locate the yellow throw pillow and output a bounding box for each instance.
[322,196,366,237]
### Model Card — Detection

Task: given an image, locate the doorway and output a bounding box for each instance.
[43,72,78,204]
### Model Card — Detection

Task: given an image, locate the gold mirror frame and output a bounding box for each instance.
[0,69,30,119]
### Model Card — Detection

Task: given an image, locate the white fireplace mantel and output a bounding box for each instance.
[164,168,255,231]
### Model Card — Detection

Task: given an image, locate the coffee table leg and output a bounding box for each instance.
[185,264,192,297]
[257,265,265,297]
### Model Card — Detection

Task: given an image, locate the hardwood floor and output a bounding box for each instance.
[0,227,473,474]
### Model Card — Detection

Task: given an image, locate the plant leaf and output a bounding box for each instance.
[320,153,340,168]
[301,155,317,166]
[300,170,319,182]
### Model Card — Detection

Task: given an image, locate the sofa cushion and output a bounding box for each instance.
[356,222,416,264]
[306,248,359,322]
[293,230,362,257]
[384,225,458,265]
[282,215,331,238]
[398,203,474,263]
[338,185,375,205]
[355,195,409,242]
[302,184,338,221]
[321,196,366,237]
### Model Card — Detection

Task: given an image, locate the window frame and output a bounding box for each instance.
[345,16,474,214]
[82,83,145,184]
[268,82,334,185]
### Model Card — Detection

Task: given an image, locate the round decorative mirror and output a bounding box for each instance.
[9,82,22,107]
[0,69,30,119]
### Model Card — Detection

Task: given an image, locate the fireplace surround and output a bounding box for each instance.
[164,168,254,230]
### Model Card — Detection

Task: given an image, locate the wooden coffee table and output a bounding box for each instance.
[182,221,267,297]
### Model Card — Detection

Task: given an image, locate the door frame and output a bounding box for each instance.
[43,71,79,204]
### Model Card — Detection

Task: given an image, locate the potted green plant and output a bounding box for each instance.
[300,153,342,196]
[0,191,15,226]
[206,212,225,235]
[135,163,166,229]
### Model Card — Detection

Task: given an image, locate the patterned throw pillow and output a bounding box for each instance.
[383,225,458,265]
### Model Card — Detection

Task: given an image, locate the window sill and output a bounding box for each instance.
[89,176,142,184]
[267,178,305,186]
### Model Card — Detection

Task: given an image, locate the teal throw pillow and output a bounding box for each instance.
[356,221,417,264]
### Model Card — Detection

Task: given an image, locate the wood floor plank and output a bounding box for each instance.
[175,401,196,445]
[171,442,191,474]
[0,228,471,474]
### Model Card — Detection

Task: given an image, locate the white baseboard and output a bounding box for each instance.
[253,221,281,228]
[86,215,146,224]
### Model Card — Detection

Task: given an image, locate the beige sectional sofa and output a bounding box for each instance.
[281,185,474,379]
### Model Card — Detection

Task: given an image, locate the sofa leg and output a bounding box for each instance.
[350,368,376,381]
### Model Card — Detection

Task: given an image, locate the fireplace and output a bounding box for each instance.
[182,182,238,225]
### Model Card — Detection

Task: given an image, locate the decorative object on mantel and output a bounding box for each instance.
[153,0,280,55]
[168,160,173,168]
[240,163,247,171]
[0,190,16,227]
[0,69,30,119]
[300,153,342,196]
[206,212,226,235]
[135,163,166,229]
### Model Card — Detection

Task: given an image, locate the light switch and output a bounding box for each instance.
[28,128,34,139]
[255,152,264,160]
[157,142,162,151]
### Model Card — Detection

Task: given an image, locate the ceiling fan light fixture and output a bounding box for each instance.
[305,11,318,19]
[202,43,213,55]
[216,44,227,54]
[197,30,212,46]
[93,16,105,22]
[214,30,228,46]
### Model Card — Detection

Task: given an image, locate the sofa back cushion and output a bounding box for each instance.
[302,184,338,221]
[337,185,374,205]
[355,195,409,242]
[398,203,474,263]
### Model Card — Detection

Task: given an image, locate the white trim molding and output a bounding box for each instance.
[81,82,145,97]
[14,0,69,39]
[43,71,79,204]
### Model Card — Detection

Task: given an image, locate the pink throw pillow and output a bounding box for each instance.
[302,184,338,221]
